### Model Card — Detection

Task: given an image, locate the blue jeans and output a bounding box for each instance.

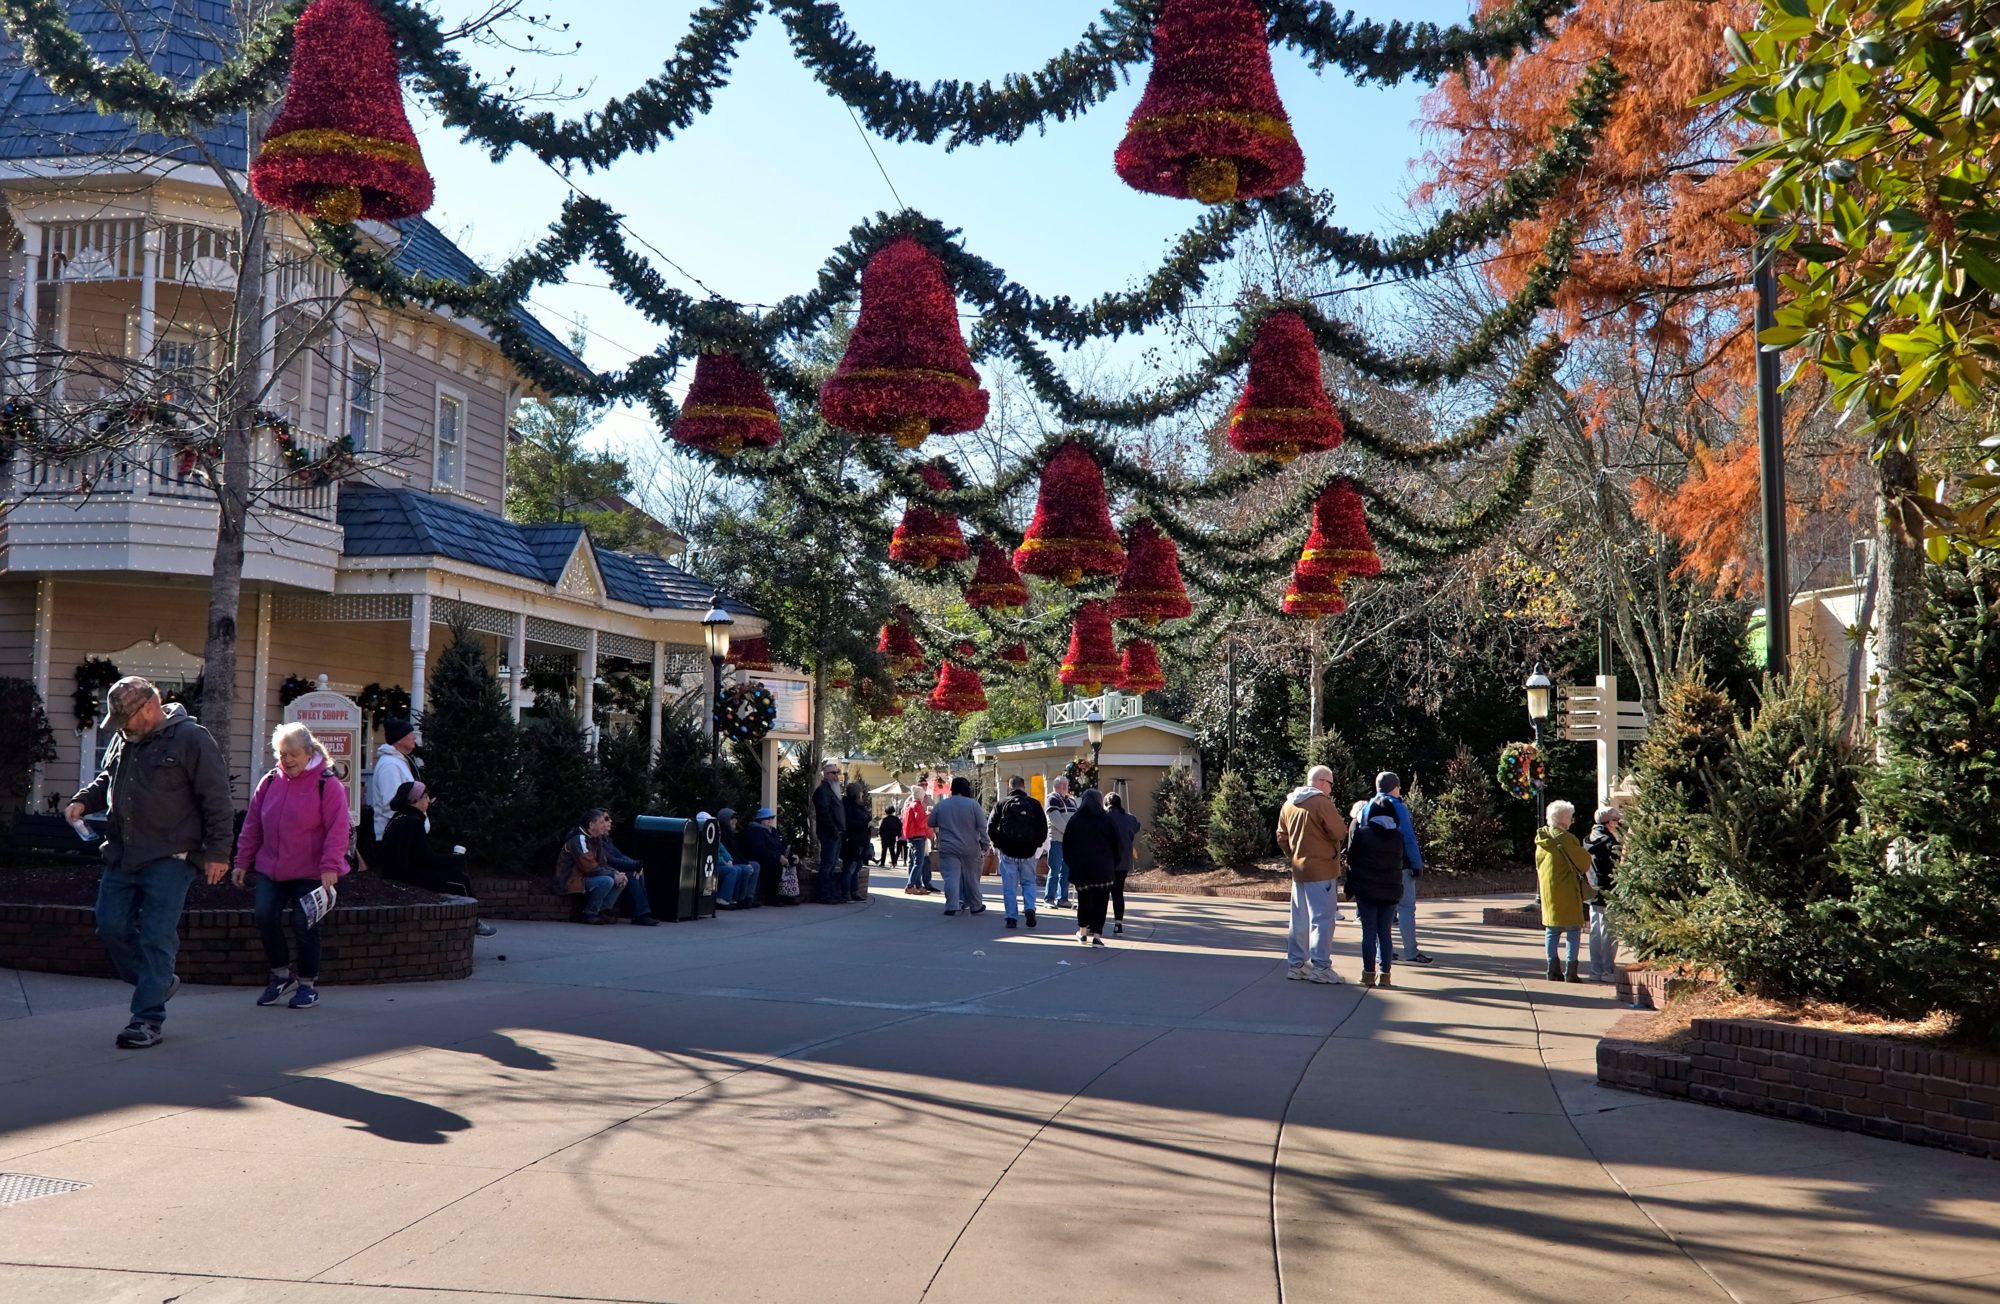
[1287,878,1335,970]
[1397,868,1421,957]
[817,839,844,901]
[1043,841,1070,904]
[252,874,324,982]
[584,872,653,918]
[1546,925,1581,966]
[1589,903,1619,979]
[904,836,931,889]
[1356,900,1396,973]
[843,856,868,899]
[718,862,756,904]
[999,855,1038,919]
[95,855,195,1026]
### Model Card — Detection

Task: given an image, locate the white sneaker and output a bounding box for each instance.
[1306,966,1343,985]
[1286,963,1312,981]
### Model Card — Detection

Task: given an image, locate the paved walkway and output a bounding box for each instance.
[2,890,1997,1304]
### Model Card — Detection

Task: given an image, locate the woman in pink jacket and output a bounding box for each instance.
[233,722,351,1009]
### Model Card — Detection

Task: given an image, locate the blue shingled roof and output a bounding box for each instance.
[0,0,589,380]
[338,486,755,616]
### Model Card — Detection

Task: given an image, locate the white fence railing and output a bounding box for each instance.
[16,426,341,523]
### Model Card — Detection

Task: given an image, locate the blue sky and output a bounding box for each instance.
[413,0,1477,454]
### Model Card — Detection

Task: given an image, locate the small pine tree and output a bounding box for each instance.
[1424,747,1506,875]
[1150,766,1210,870]
[519,704,596,857]
[1852,551,2000,1040]
[1607,667,1737,964]
[595,723,656,823]
[1682,672,1864,1001]
[651,700,754,818]
[421,626,521,869]
[0,678,57,808]
[1205,769,1267,869]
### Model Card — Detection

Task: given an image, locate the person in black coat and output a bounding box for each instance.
[1061,789,1122,946]
[878,808,903,866]
[841,782,873,903]
[1105,792,1141,936]
[375,782,498,936]
[812,761,846,903]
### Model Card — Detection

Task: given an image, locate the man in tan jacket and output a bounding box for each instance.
[1275,765,1350,984]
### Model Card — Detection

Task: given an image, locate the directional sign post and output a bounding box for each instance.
[1558,675,1650,809]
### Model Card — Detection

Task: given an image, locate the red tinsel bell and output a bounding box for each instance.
[1000,642,1030,665]
[1015,440,1128,587]
[1059,600,1122,694]
[1114,0,1305,205]
[964,537,1031,611]
[672,352,782,456]
[250,0,434,224]
[1229,311,1344,464]
[732,635,774,671]
[890,460,971,570]
[830,673,852,690]
[819,238,989,450]
[1118,638,1168,693]
[1283,568,1348,618]
[1110,517,1192,626]
[876,614,926,677]
[928,660,989,715]
[1296,479,1383,579]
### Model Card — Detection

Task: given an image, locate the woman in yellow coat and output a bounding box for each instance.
[1534,800,1591,983]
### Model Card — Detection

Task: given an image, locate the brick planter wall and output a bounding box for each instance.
[0,899,477,985]
[466,874,579,922]
[1481,903,1543,929]
[1613,965,1708,1010]
[1598,1015,2000,1161]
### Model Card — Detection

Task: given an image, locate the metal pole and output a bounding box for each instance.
[709,655,722,762]
[1226,640,1237,772]
[1532,718,1546,830]
[1754,248,1790,678]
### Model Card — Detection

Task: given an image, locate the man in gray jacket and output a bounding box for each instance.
[929,775,990,917]
[65,677,233,1049]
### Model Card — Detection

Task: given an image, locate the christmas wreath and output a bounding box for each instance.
[73,658,122,730]
[357,682,412,722]
[714,680,778,746]
[278,674,316,707]
[1064,754,1099,793]
[1496,742,1544,802]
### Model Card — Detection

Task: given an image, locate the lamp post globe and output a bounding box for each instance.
[702,606,735,762]
[1524,663,1552,825]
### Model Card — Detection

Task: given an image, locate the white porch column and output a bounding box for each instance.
[760,738,779,816]
[409,594,432,723]
[136,228,160,362]
[16,220,40,390]
[579,628,598,748]
[256,255,278,387]
[249,591,273,777]
[647,640,665,759]
[28,577,54,809]
[509,613,527,723]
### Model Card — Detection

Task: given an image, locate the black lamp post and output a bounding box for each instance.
[1525,663,1552,827]
[1084,704,1105,783]
[702,605,733,762]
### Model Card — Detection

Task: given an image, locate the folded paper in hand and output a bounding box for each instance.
[299,885,337,929]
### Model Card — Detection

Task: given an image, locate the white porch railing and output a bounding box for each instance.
[1047,690,1143,729]
[15,426,341,523]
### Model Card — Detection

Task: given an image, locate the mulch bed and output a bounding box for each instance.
[1619,981,1995,1059]
[1128,859,1536,901]
[0,863,449,909]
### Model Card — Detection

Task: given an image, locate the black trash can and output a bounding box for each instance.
[629,815,718,922]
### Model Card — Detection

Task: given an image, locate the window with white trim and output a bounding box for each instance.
[345,356,379,451]
[434,390,464,491]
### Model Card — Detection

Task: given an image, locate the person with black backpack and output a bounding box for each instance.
[1343,792,1407,987]
[987,775,1048,929]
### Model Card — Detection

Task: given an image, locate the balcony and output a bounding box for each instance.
[1,428,345,589]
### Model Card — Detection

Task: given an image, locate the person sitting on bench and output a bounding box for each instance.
[375,782,496,937]
[552,808,658,926]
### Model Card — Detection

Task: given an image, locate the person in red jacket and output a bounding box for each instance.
[233,722,352,1009]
